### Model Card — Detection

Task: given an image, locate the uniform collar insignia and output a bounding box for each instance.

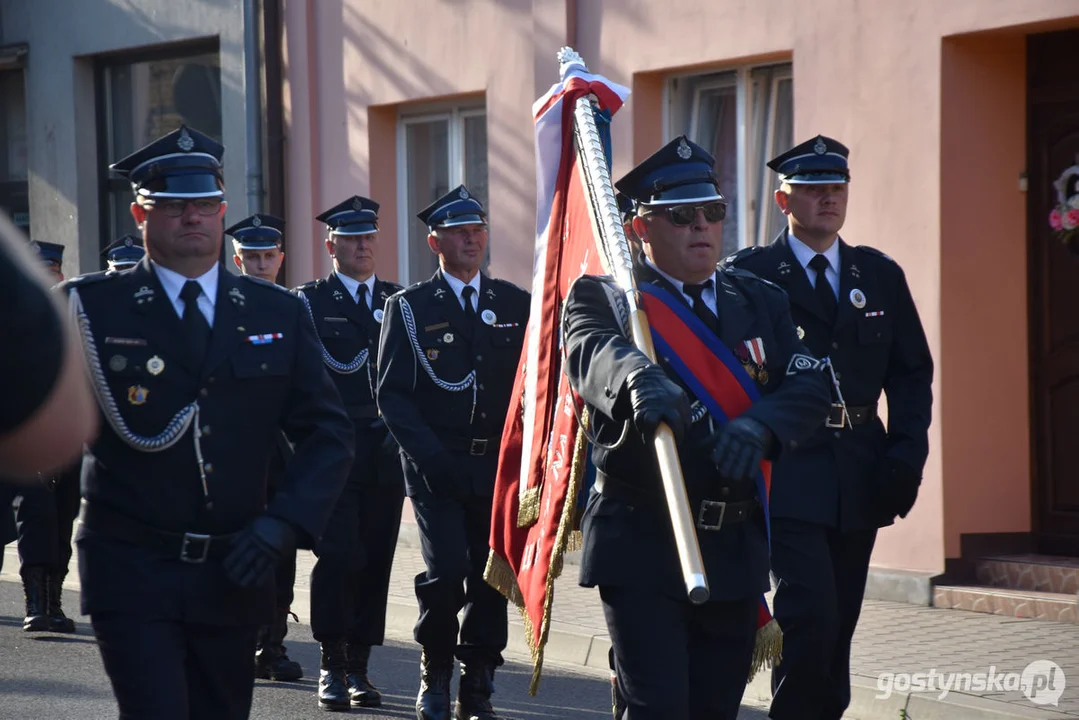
[229,287,246,306]
[485,287,496,298]
[134,286,155,303]
[434,288,446,298]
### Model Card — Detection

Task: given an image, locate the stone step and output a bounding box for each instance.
[975,553,1079,594]
[933,585,1077,623]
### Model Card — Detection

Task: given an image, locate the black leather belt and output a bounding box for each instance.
[80,501,237,564]
[826,403,878,429]
[595,474,757,532]
[442,436,500,456]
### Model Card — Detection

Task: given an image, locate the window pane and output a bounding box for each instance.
[462,114,489,268]
[102,50,221,255]
[0,70,29,233]
[749,66,793,246]
[405,119,450,283]
[694,84,739,259]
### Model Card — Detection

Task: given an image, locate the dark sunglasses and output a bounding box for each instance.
[644,200,727,227]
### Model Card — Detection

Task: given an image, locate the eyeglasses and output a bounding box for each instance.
[644,200,727,227]
[149,198,223,218]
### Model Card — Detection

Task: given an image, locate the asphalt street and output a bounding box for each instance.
[0,579,771,719]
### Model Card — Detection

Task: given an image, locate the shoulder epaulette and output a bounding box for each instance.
[722,246,764,267]
[295,278,324,292]
[238,274,293,294]
[722,264,783,292]
[63,271,115,290]
[855,245,896,263]
[491,277,529,295]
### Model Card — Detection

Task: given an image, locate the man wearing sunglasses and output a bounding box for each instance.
[60,125,354,720]
[561,135,831,719]
[726,135,933,720]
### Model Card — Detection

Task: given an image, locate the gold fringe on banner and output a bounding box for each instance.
[747,618,783,682]
[516,486,541,528]
[484,407,592,695]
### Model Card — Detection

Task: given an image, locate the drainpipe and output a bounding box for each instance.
[243,0,264,215]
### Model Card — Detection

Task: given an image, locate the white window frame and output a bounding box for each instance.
[667,62,792,251]
[396,105,486,284]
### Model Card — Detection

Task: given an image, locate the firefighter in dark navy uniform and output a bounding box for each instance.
[63,125,354,720]
[13,241,82,635]
[224,213,304,683]
[562,136,830,720]
[725,135,934,720]
[296,195,405,712]
[377,185,529,720]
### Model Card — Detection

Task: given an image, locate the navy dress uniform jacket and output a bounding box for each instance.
[65,258,354,625]
[726,231,933,531]
[376,269,529,498]
[562,264,832,601]
[296,272,403,429]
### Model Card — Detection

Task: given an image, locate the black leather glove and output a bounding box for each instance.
[709,417,776,483]
[621,365,692,444]
[369,417,400,457]
[875,458,921,519]
[223,515,297,589]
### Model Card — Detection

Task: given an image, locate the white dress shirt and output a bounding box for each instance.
[441,271,482,311]
[788,233,840,298]
[336,272,376,309]
[153,261,218,326]
[642,257,718,315]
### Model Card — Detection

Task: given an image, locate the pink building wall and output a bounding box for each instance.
[280,0,1079,576]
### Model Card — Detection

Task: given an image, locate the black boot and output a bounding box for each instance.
[416,649,453,720]
[345,642,381,707]
[21,566,48,632]
[317,638,351,712]
[46,570,75,633]
[454,663,502,720]
[256,608,303,681]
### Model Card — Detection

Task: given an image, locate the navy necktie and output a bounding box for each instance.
[180,280,210,369]
[683,280,719,336]
[809,254,837,323]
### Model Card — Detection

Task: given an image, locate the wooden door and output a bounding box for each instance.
[1029,29,1079,554]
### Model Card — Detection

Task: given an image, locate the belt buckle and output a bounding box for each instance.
[180,532,211,564]
[825,403,847,429]
[697,500,727,531]
[469,438,488,456]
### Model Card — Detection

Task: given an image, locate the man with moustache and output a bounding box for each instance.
[295,195,405,711]
[726,135,933,720]
[62,125,354,720]
[224,213,304,683]
[562,136,830,720]
[377,186,529,720]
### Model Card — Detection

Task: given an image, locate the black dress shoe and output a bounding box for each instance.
[317,640,351,712]
[416,649,453,720]
[21,566,48,633]
[46,571,75,633]
[454,663,502,720]
[345,643,381,707]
